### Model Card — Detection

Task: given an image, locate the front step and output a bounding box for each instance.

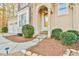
[40,31,48,35]
[33,31,48,39]
[36,33,47,40]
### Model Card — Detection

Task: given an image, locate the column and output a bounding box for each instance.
[34,9,39,35]
[48,6,51,38]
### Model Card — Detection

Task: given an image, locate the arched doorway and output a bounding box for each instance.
[38,6,48,33]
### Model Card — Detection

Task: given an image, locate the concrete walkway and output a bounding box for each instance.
[0,33,46,55]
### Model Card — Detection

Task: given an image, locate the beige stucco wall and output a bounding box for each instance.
[32,3,79,35]
[73,4,79,30]
[51,4,73,31]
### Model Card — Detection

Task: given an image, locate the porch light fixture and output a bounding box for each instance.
[69,3,75,9]
[51,10,53,14]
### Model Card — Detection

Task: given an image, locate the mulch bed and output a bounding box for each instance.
[6,35,79,55]
[6,35,35,43]
[65,41,79,50]
[27,38,67,56]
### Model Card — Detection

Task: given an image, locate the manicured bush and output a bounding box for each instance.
[0,28,2,32]
[22,24,34,38]
[67,30,79,40]
[51,28,63,39]
[2,27,8,33]
[60,32,77,45]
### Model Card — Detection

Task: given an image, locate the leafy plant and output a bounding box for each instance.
[2,27,8,33]
[60,32,77,45]
[51,28,63,40]
[67,30,79,40]
[22,24,34,38]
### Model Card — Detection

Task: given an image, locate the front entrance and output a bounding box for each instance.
[39,6,48,32]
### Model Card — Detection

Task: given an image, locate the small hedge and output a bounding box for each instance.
[67,30,79,40]
[60,32,77,45]
[2,27,8,33]
[0,28,2,32]
[22,24,34,38]
[51,28,63,39]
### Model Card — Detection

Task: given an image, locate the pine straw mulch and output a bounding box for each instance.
[5,35,36,43]
[27,38,67,56]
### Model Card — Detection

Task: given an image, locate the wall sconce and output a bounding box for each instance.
[69,3,75,9]
[51,10,53,14]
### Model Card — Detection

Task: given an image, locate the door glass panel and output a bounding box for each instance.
[44,15,48,27]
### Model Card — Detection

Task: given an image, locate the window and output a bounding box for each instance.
[58,3,68,15]
[19,13,26,27]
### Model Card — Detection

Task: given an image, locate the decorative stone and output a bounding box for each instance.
[26,51,32,56]
[77,50,79,53]
[21,50,26,54]
[70,52,79,56]
[63,49,71,56]
[70,49,78,53]
[65,49,79,56]
[31,53,38,56]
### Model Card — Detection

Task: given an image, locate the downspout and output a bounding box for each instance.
[29,3,31,24]
[70,4,74,29]
[72,5,74,29]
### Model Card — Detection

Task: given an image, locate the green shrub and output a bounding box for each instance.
[2,27,8,33]
[0,28,2,32]
[67,30,79,40]
[22,24,34,38]
[60,32,77,45]
[51,28,63,39]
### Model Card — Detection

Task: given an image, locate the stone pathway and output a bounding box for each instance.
[0,33,46,56]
